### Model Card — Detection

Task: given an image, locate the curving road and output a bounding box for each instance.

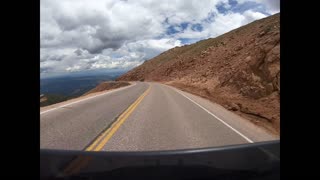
[40,82,278,151]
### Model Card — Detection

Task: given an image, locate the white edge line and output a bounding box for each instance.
[168,85,254,143]
[40,82,137,115]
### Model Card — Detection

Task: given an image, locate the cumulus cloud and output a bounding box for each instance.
[260,0,280,14]
[236,0,280,14]
[40,0,278,77]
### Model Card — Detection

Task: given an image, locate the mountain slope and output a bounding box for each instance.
[83,81,130,96]
[117,13,280,134]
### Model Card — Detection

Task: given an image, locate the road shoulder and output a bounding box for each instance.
[163,83,279,142]
[40,82,136,113]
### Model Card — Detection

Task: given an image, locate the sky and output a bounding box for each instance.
[40,0,280,78]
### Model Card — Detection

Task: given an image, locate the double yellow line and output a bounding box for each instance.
[86,86,151,151]
[63,86,151,175]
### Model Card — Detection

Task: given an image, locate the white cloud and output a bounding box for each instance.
[175,10,267,40]
[236,0,280,14]
[242,10,267,23]
[41,0,277,77]
[260,0,280,14]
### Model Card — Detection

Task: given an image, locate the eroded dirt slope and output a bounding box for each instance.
[117,13,280,134]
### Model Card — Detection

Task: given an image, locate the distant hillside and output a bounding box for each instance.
[117,13,280,134]
[83,81,130,96]
[40,74,118,97]
[40,81,130,107]
[40,94,69,107]
[40,73,123,107]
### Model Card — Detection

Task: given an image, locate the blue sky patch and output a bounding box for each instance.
[180,22,189,30]
[203,11,215,23]
[166,22,190,35]
[216,0,238,14]
[166,25,180,35]
[229,0,238,6]
[231,1,266,14]
[216,0,270,16]
[191,23,203,32]
[178,38,200,45]
[217,3,228,14]
[178,38,191,44]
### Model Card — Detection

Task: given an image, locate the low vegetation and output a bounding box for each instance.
[40,94,70,107]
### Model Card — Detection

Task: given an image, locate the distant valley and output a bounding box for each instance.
[40,72,124,107]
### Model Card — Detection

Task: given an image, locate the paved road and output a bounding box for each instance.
[40,82,278,151]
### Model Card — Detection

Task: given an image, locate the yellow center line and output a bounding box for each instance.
[85,86,150,151]
[63,85,151,175]
[94,87,150,151]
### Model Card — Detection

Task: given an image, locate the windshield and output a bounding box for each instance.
[40,0,280,153]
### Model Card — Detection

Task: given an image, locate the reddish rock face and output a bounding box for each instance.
[117,13,280,134]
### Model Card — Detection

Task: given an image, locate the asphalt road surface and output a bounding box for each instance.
[40,82,278,151]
